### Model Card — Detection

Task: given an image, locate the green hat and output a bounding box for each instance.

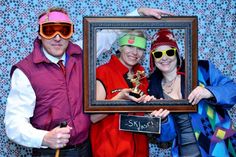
[118,34,146,49]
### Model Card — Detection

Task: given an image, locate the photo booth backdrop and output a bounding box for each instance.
[0,0,235,156]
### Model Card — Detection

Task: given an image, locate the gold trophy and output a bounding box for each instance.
[128,70,146,98]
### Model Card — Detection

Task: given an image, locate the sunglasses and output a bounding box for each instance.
[39,22,74,40]
[152,48,177,60]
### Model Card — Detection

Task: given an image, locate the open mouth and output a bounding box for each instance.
[160,61,171,65]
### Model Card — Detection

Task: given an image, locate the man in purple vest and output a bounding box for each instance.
[4,7,172,157]
[4,7,92,157]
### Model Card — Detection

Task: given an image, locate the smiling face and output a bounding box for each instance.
[153,45,177,74]
[119,45,144,69]
[38,34,69,59]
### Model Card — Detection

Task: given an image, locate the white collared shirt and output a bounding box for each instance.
[43,47,66,65]
[4,48,67,148]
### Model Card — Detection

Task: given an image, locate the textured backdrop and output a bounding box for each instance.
[0,0,235,156]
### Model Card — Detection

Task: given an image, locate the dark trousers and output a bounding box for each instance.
[32,139,92,157]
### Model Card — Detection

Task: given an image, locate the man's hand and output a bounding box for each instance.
[188,86,214,105]
[137,8,174,19]
[42,126,72,149]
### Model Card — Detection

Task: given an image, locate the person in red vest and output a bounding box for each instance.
[90,30,170,157]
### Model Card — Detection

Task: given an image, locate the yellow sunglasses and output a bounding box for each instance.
[152,48,177,60]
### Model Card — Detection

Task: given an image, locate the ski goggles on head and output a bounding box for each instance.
[39,22,74,40]
[152,48,177,60]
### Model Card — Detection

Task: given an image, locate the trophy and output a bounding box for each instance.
[120,71,162,135]
[128,70,146,98]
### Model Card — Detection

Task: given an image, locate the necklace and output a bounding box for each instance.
[127,71,134,80]
[162,75,177,94]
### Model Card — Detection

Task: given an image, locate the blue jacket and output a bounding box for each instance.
[148,60,236,157]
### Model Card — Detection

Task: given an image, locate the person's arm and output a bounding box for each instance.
[158,115,176,142]
[4,69,71,149]
[4,69,48,148]
[188,61,236,107]
[90,80,108,123]
[206,62,236,106]
[130,8,173,18]
[90,80,139,123]
[75,8,173,57]
[90,79,155,123]
[150,109,176,142]
[96,8,173,57]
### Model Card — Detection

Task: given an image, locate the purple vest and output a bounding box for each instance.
[11,38,90,145]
